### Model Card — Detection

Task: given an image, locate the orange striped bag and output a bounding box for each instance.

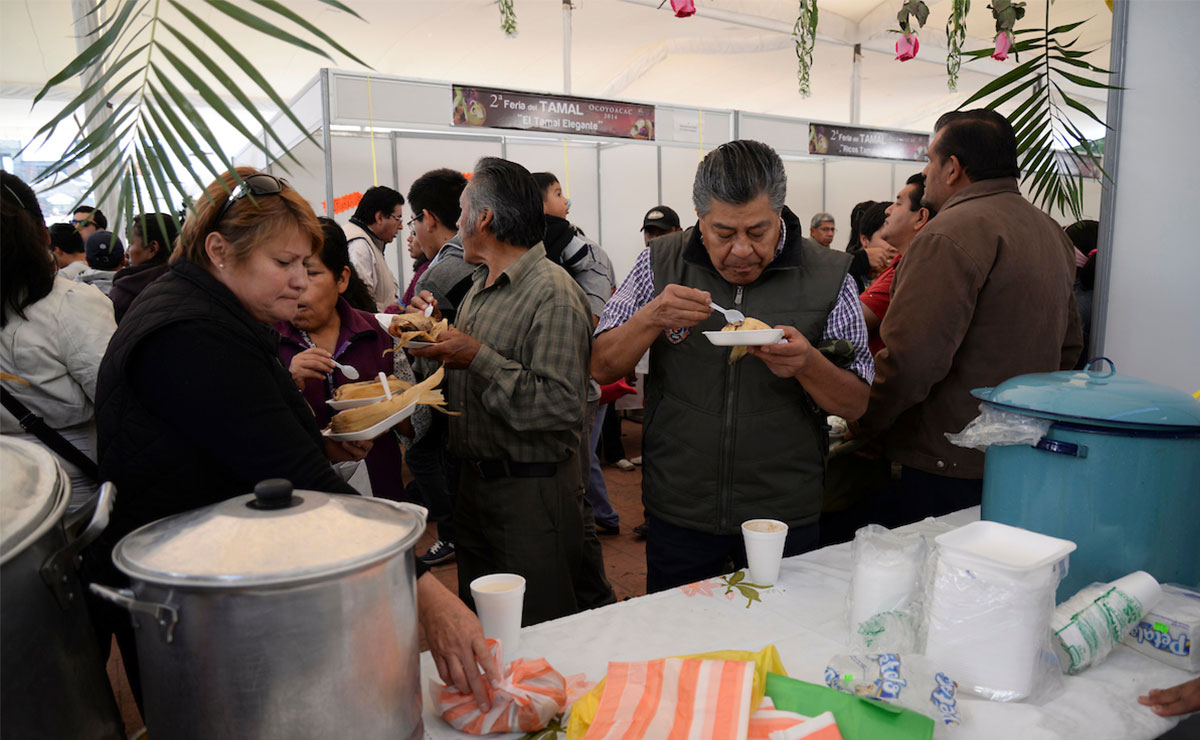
[581,658,755,740]
[748,698,843,740]
[431,640,567,734]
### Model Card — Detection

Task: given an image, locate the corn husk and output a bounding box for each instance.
[0,372,31,386]
[333,375,413,401]
[329,366,457,434]
[721,316,772,364]
[386,314,452,350]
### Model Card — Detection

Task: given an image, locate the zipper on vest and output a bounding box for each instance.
[718,285,745,532]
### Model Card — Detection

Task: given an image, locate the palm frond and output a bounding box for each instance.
[960,9,1114,221]
[28,0,368,233]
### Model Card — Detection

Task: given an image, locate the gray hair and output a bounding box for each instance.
[810,212,835,229]
[464,157,545,248]
[692,140,787,217]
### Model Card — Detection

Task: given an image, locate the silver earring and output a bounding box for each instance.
[219,263,225,268]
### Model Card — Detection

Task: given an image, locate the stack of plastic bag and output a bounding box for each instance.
[579,657,756,739]
[567,646,786,740]
[429,640,568,734]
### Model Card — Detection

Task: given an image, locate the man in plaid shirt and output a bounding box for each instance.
[592,140,872,592]
[411,157,593,625]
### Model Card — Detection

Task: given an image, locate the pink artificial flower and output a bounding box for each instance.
[895,33,920,61]
[992,31,1013,61]
[670,0,696,18]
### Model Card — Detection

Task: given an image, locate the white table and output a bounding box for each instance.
[421,507,1195,739]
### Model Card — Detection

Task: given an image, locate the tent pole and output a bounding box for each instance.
[563,1,573,94]
[849,43,862,125]
[321,69,334,218]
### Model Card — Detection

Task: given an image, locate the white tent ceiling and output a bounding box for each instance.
[0,0,1113,155]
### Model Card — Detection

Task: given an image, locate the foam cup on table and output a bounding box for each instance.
[470,573,526,655]
[742,519,788,586]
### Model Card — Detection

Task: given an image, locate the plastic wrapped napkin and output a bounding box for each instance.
[430,640,568,734]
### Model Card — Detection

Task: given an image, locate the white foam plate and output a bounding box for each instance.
[327,395,388,411]
[403,340,436,349]
[375,313,397,331]
[702,328,785,347]
[322,400,418,441]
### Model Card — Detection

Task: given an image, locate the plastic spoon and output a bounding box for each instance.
[709,301,745,324]
[332,360,359,380]
[424,303,434,317]
[377,371,393,400]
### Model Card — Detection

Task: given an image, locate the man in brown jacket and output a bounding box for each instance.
[858,109,1083,525]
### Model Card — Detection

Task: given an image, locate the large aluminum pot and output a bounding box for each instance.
[0,436,123,740]
[90,478,426,740]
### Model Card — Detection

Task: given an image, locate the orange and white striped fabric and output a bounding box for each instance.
[747,699,843,740]
[581,658,755,740]
[431,640,567,734]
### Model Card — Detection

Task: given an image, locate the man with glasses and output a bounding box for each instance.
[344,186,405,311]
[72,206,106,242]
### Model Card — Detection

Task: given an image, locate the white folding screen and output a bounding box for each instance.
[598,143,659,284]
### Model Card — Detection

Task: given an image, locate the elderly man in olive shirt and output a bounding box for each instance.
[410,157,592,626]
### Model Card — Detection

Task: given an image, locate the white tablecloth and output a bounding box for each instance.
[421,507,1194,739]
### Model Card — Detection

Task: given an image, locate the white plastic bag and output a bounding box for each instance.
[945,404,1052,451]
[923,545,1066,702]
[824,653,963,727]
[847,525,926,653]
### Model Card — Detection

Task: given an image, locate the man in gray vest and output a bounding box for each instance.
[592,140,873,592]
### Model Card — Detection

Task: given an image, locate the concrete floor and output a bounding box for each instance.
[105,417,649,738]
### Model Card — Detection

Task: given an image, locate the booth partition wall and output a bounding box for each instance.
[236,69,1100,290]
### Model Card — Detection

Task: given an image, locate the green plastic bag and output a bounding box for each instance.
[763,673,934,740]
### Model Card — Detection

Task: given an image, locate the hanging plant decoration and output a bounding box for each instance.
[894,0,930,62]
[945,0,970,90]
[960,2,1112,220]
[793,0,820,97]
[988,0,1026,60]
[498,0,518,37]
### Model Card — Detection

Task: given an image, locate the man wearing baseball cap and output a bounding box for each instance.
[75,230,125,296]
[640,205,682,246]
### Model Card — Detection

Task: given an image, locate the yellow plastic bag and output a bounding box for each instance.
[565,645,787,739]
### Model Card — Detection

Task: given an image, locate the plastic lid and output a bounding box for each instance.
[0,437,67,564]
[113,480,424,587]
[971,358,1200,430]
[936,521,1076,573]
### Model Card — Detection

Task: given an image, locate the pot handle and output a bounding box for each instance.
[40,482,116,611]
[378,499,428,524]
[1034,437,1089,458]
[89,584,180,644]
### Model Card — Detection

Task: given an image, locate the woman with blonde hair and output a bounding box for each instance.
[91,168,498,712]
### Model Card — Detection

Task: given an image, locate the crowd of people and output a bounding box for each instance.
[5,107,1194,719]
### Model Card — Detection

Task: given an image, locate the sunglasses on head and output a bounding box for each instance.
[216,173,288,222]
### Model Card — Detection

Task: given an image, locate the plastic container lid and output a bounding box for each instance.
[0,437,67,565]
[971,358,1200,431]
[936,521,1076,573]
[113,479,425,588]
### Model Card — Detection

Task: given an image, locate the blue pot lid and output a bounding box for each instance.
[971,358,1200,430]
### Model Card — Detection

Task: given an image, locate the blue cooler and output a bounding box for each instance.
[972,359,1200,599]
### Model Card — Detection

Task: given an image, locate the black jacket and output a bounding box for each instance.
[94,260,355,548]
[109,261,169,323]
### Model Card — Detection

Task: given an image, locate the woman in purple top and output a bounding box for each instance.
[276,218,429,500]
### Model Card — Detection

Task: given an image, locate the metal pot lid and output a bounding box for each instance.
[971,358,1200,430]
[0,437,68,565]
[113,479,425,587]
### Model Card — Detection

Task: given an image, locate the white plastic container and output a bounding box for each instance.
[923,521,1076,701]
